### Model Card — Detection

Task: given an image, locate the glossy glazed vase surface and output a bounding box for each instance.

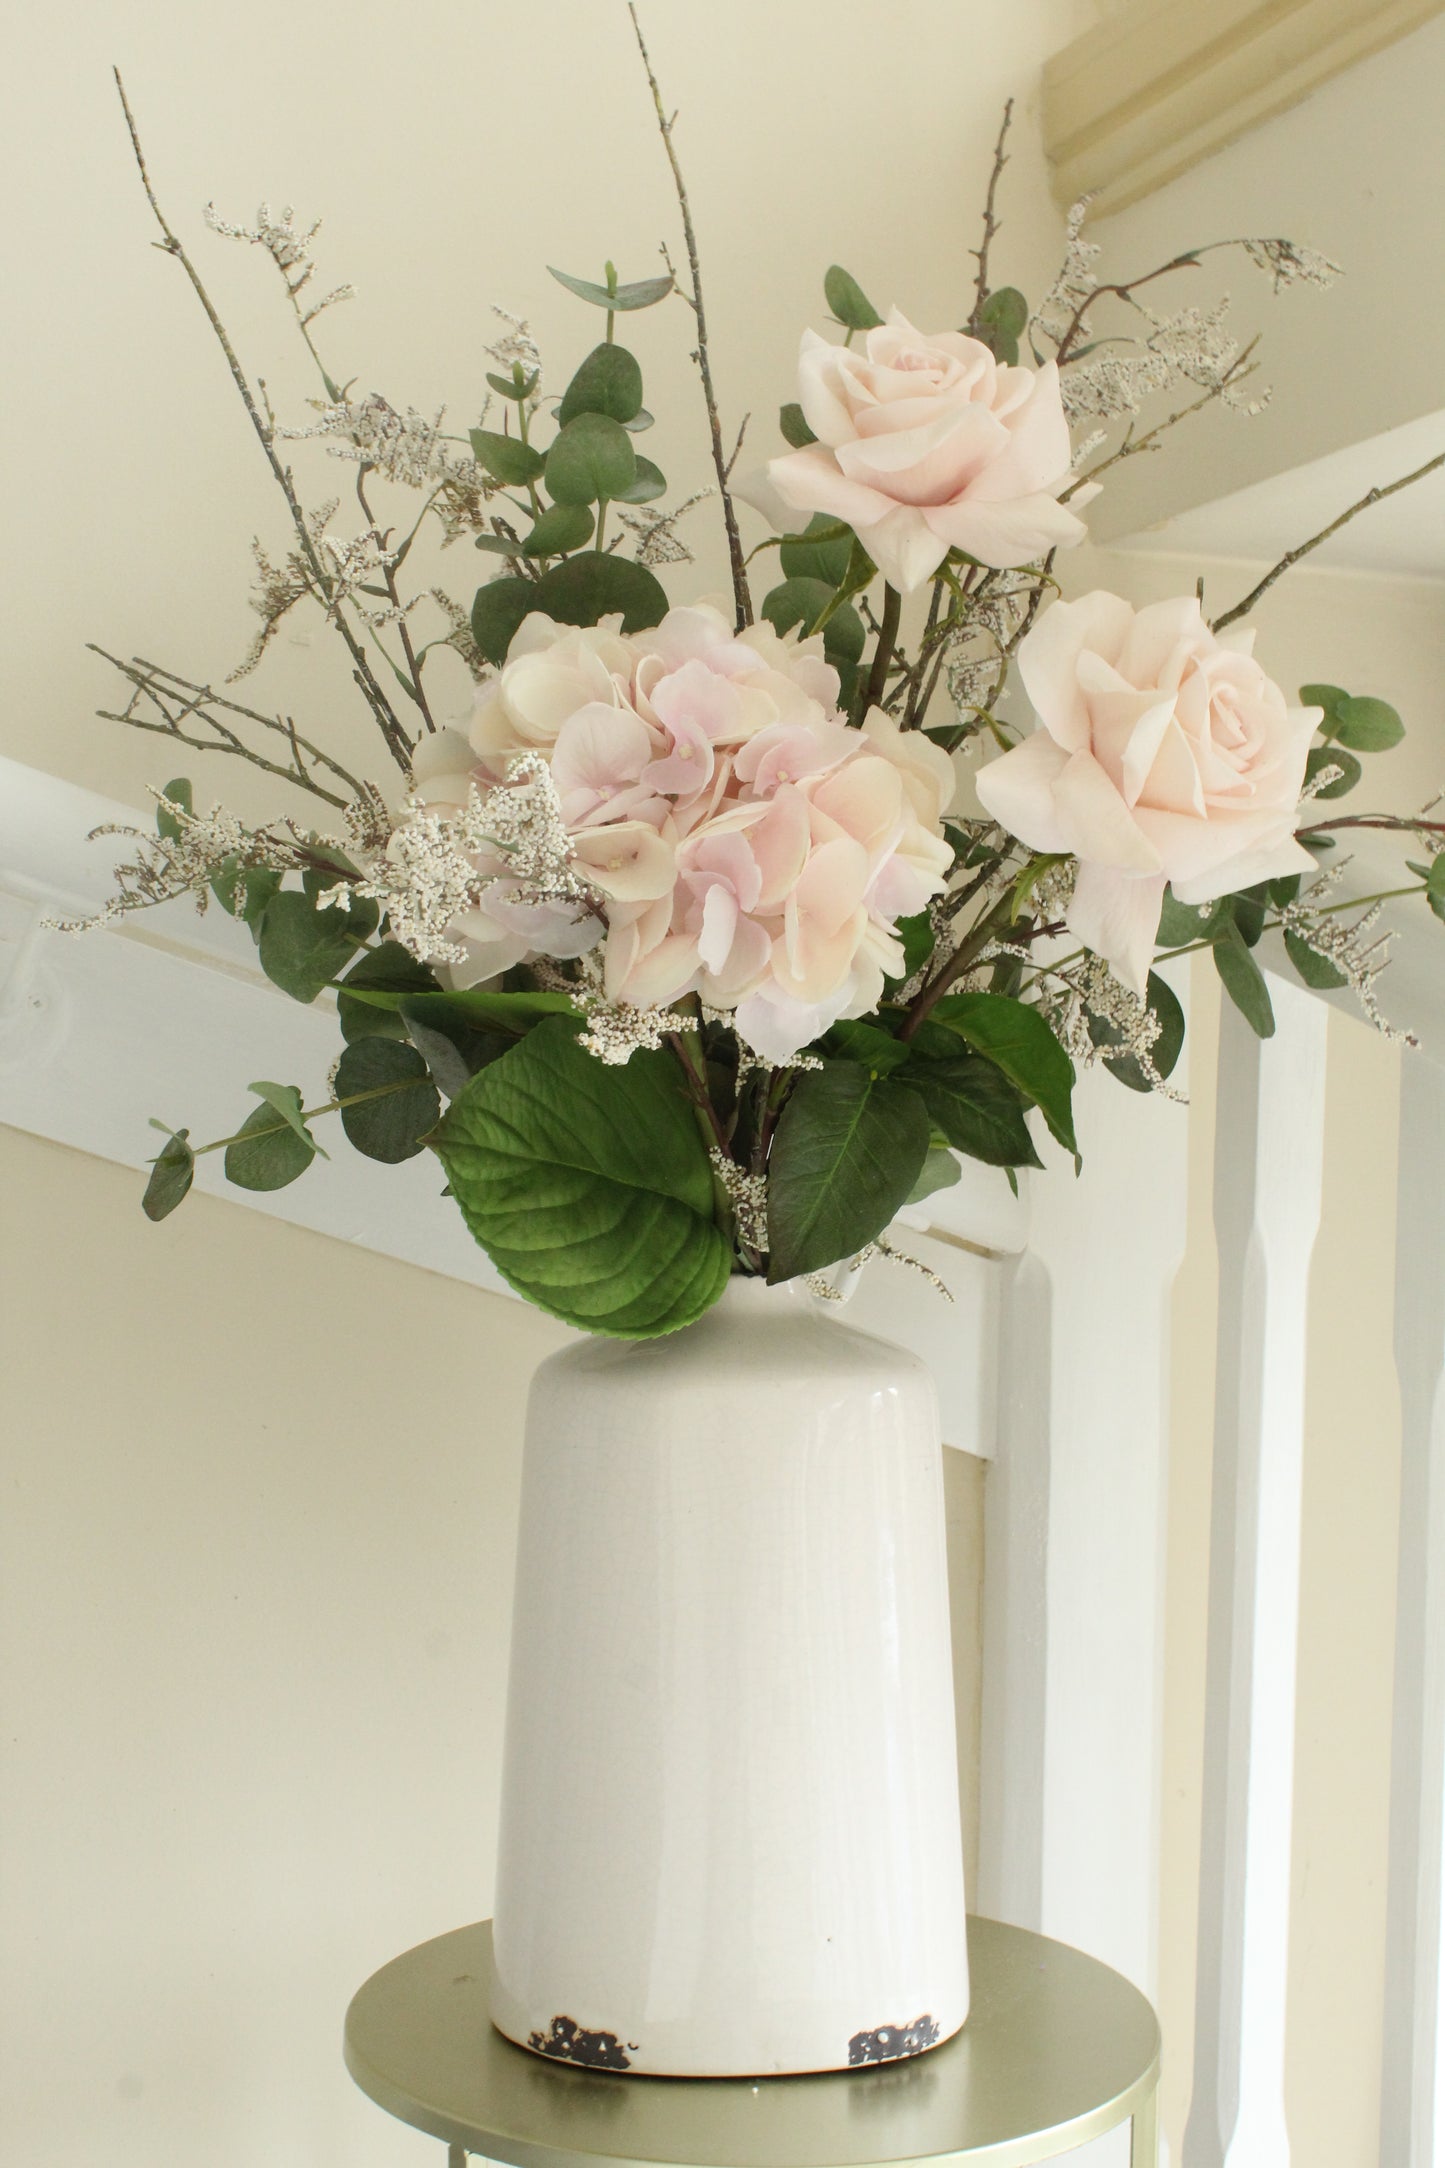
[488,1277,969,2076]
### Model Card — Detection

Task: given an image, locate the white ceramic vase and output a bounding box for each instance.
[488,1275,969,2077]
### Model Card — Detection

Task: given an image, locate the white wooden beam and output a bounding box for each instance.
[1380,1050,1445,2167]
[1044,0,1445,215]
[1183,975,1328,2168]
[979,1016,1189,2015]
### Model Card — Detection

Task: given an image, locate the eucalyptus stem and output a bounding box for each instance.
[1154,881,1430,964]
[628,5,753,629]
[187,1077,423,1159]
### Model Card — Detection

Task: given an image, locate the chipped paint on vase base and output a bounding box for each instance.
[488,1277,970,2077]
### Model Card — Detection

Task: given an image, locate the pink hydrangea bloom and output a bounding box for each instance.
[417,604,956,1063]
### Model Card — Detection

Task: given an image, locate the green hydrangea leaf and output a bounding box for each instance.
[766,1065,930,1282]
[432,1018,732,1337]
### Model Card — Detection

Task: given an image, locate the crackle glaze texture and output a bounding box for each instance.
[488,1277,969,2076]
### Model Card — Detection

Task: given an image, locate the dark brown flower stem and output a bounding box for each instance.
[898,894,1015,1040]
[861,584,903,717]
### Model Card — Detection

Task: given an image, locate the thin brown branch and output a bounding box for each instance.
[723,412,750,483]
[968,100,1013,330]
[1305,813,1445,839]
[1066,339,1261,496]
[1212,447,1445,631]
[112,70,413,773]
[355,466,437,733]
[860,584,902,717]
[89,647,364,807]
[1055,252,1203,365]
[628,8,753,629]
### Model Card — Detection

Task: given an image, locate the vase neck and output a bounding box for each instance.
[713,1274,812,1321]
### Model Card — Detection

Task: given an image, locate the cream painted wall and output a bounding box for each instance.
[1,1124,572,2168]
[0,1123,988,2167]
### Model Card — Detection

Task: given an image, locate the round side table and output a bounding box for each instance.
[345,1917,1160,2168]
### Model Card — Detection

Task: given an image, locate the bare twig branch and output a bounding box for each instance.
[1212,447,1445,631]
[723,412,750,483]
[355,466,436,733]
[968,100,1013,330]
[1065,338,1262,495]
[112,71,413,773]
[89,648,365,807]
[627,8,754,629]
[1055,252,1203,365]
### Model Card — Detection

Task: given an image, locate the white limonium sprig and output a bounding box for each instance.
[322,756,591,968]
[46,789,317,933]
[1049,954,1187,1102]
[1242,237,1341,291]
[619,488,713,567]
[1281,863,1419,1045]
[282,394,489,496]
[709,1151,769,1251]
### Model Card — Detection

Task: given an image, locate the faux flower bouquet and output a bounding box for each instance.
[72,26,1443,1337]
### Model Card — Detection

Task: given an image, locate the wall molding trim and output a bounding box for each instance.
[1044,0,1445,216]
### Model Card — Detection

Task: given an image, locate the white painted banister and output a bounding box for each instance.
[1381,1049,1445,2168]
[1183,976,1329,2168]
[979,1015,1189,2002]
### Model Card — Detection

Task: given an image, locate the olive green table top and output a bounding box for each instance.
[344,1917,1160,2168]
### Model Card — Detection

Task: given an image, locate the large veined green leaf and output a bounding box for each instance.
[927,992,1077,1153]
[900,1057,1043,1168]
[432,1019,732,1337]
[766,1064,930,1283]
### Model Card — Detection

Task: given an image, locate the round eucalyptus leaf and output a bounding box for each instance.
[823,264,883,332]
[142,1128,194,1221]
[520,502,595,558]
[257,890,370,1005]
[471,578,538,666]
[338,941,441,1044]
[779,402,817,448]
[224,1101,316,1191]
[335,1038,440,1163]
[558,343,644,425]
[548,265,674,312]
[618,455,666,505]
[533,552,668,634]
[468,428,545,487]
[544,413,637,506]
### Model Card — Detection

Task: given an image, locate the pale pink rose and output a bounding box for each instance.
[767,310,1094,593]
[975,591,1322,993]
